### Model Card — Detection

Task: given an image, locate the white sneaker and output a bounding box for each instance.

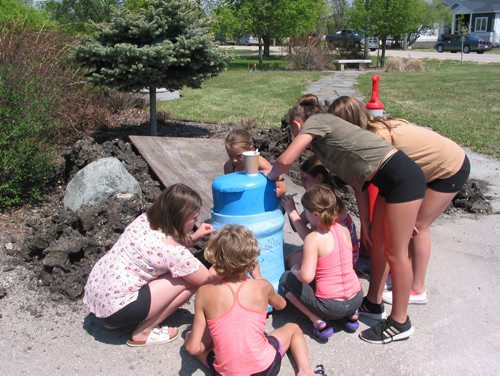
[382,289,428,305]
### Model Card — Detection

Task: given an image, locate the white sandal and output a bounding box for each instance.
[126,326,180,347]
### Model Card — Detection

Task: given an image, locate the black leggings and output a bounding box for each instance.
[371,150,426,203]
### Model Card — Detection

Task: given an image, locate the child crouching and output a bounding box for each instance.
[280,185,363,340]
[184,225,313,376]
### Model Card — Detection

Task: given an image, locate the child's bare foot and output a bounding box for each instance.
[313,319,326,331]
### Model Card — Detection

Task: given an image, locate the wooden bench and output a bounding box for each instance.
[332,59,372,72]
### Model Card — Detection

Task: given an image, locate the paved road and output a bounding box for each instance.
[370,48,500,63]
[227,45,500,63]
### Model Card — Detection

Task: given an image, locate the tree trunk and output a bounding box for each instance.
[258,35,263,65]
[380,36,387,68]
[149,86,158,136]
[263,35,271,57]
[363,34,369,59]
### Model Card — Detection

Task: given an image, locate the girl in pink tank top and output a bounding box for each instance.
[279,185,363,340]
[184,225,314,376]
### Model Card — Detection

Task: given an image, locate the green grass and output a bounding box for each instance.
[228,53,290,70]
[160,50,499,158]
[158,51,324,128]
[358,60,500,158]
[159,70,324,128]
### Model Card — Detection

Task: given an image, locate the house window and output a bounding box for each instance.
[475,17,488,32]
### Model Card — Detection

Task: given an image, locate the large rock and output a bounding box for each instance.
[64,157,142,212]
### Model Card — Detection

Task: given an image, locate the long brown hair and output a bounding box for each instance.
[300,156,337,191]
[285,94,326,125]
[300,156,346,215]
[301,184,343,231]
[328,96,406,133]
[146,183,202,243]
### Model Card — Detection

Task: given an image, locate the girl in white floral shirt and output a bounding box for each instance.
[83,183,217,347]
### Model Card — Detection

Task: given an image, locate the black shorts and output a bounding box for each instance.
[371,150,426,204]
[206,335,282,376]
[427,155,470,193]
[102,284,151,328]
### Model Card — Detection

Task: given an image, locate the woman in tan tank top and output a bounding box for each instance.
[329,96,470,307]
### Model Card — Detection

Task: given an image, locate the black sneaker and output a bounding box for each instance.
[358,296,386,320]
[359,315,414,344]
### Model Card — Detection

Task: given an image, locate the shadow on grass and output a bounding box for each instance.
[228,54,288,71]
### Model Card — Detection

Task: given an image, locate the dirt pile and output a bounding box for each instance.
[1,120,493,302]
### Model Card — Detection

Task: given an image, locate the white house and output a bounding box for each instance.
[443,0,500,45]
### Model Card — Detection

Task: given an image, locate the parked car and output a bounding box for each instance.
[365,36,379,51]
[434,34,493,54]
[238,35,259,46]
[325,30,378,51]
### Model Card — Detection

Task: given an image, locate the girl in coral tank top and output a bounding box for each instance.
[184,225,313,376]
[280,184,363,340]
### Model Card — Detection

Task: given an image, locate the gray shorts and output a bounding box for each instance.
[279,271,363,321]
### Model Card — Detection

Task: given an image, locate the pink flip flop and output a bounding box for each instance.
[126,326,180,347]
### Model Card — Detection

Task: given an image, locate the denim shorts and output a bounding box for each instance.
[279,271,363,321]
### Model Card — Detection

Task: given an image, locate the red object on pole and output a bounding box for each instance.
[367,184,378,222]
[365,75,384,225]
[359,75,384,259]
[366,74,384,117]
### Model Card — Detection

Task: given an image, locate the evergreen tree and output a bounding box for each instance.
[74,0,229,135]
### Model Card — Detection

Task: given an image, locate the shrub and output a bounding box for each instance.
[404,58,425,72]
[386,57,404,72]
[0,24,147,207]
[286,43,333,71]
[0,77,58,207]
[0,0,56,29]
[331,46,364,60]
[386,57,426,72]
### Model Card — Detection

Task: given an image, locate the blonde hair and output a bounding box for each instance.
[204,225,260,280]
[146,183,201,244]
[328,96,406,133]
[301,184,343,230]
[225,129,254,152]
[285,94,325,125]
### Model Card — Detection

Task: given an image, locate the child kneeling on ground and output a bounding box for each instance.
[184,225,314,376]
[280,185,363,340]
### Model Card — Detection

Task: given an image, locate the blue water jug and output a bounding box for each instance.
[211,172,285,293]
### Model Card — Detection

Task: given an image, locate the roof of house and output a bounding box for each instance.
[443,1,500,13]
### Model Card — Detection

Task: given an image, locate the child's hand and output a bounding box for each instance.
[198,223,215,237]
[280,194,297,213]
[191,223,215,244]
